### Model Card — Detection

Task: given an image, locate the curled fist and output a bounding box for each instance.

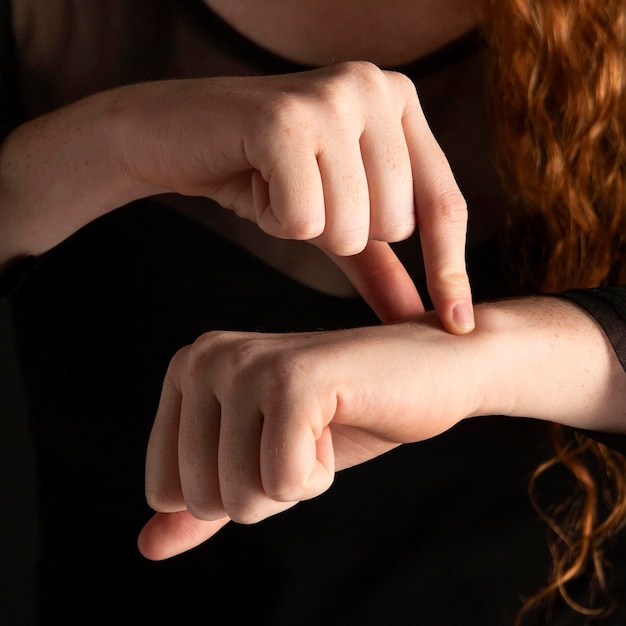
[122,62,473,331]
[139,318,481,560]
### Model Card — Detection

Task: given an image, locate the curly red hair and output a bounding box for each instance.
[479,0,626,621]
[483,0,626,291]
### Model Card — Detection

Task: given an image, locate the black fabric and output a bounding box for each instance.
[0,3,39,624]
[10,200,626,625]
[0,299,39,625]
[180,0,483,77]
[579,430,626,456]
[3,2,626,624]
[10,203,558,625]
[558,286,626,375]
[0,255,39,297]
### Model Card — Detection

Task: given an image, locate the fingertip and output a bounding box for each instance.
[448,300,475,334]
[428,272,474,334]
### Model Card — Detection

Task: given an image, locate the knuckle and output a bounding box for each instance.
[256,351,319,414]
[341,60,385,88]
[190,329,232,352]
[260,350,302,391]
[381,216,416,243]
[222,498,264,525]
[253,95,315,163]
[263,475,302,503]
[388,68,420,100]
[144,490,162,511]
[183,331,261,392]
[314,61,385,114]
[185,498,223,521]
[298,219,326,241]
[260,64,385,130]
[432,189,468,225]
[322,232,368,257]
[339,240,368,257]
[427,267,471,294]
[145,488,181,513]
[395,222,417,242]
[259,207,325,241]
[185,331,229,377]
[189,330,244,363]
[259,91,310,132]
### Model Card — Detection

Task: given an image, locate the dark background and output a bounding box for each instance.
[1,299,39,625]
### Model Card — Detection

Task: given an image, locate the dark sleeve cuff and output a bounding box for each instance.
[556,285,626,374]
[555,285,626,455]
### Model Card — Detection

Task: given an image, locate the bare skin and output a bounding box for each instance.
[2,3,480,330]
[9,0,481,304]
[138,296,626,560]
[167,0,483,297]
[203,0,481,66]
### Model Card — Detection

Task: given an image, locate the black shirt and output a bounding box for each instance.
[2,2,626,624]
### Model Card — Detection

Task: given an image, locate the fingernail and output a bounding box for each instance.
[452,302,475,331]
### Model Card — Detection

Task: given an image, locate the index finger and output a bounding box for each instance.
[402,95,474,334]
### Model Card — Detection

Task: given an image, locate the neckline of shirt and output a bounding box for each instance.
[182,0,483,79]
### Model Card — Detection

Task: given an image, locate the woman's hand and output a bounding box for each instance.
[122,63,473,332]
[138,296,626,560]
[0,63,472,331]
[138,315,479,561]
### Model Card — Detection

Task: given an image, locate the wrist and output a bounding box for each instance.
[0,86,162,265]
[467,299,533,419]
[95,84,168,200]
[469,296,626,431]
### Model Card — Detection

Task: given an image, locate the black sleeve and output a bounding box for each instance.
[556,285,626,455]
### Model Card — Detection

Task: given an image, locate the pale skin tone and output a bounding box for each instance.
[2,0,477,328]
[139,296,626,560]
[1,0,625,560]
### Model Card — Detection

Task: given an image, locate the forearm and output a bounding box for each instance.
[0,86,160,271]
[473,295,626,433]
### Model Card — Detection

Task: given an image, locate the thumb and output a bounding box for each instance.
[138,511,230,560]
[327,240,425,324]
